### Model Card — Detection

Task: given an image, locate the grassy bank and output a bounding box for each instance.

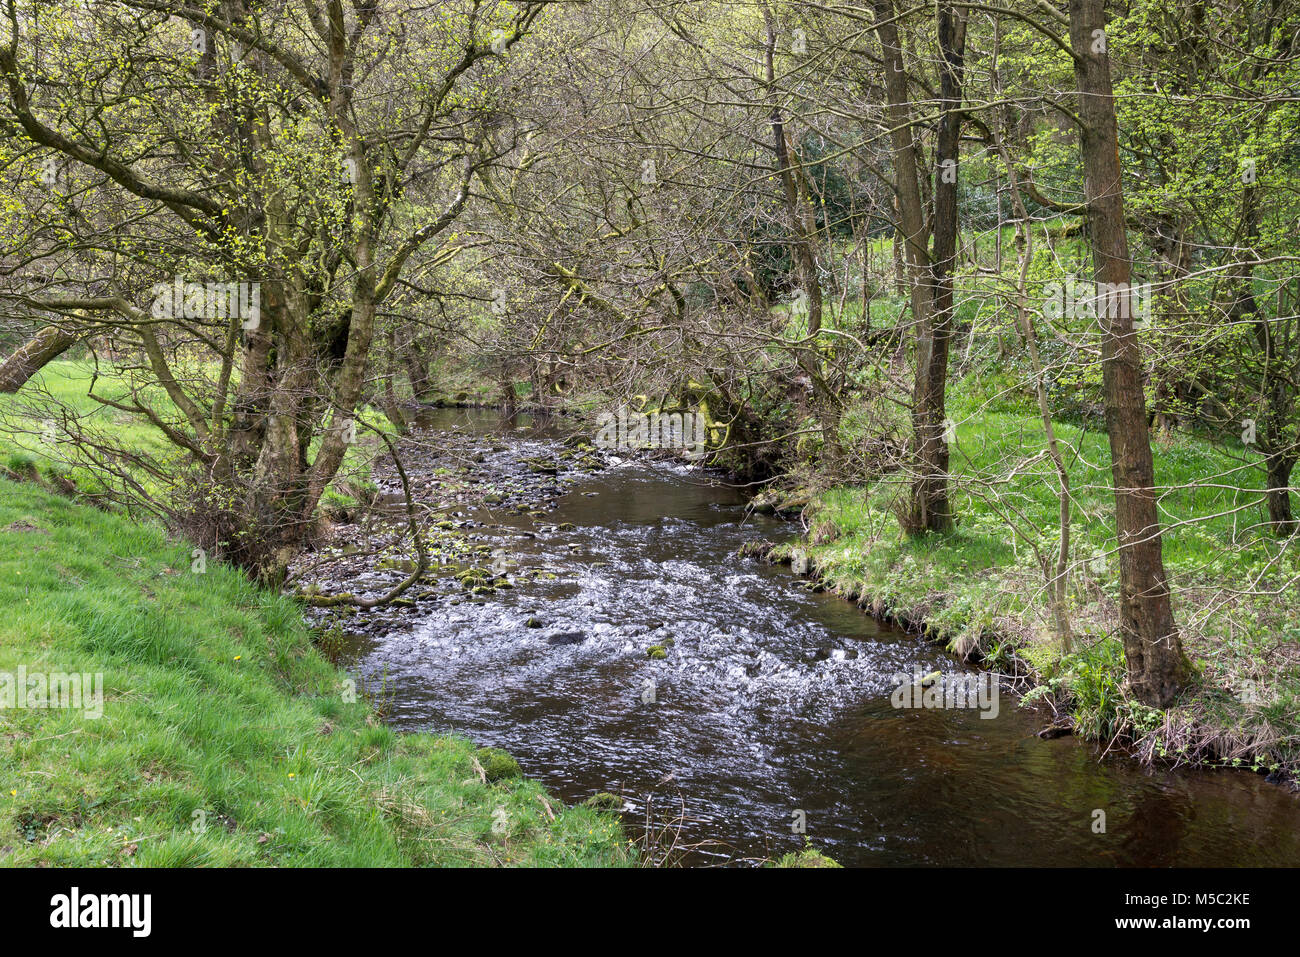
[0,478,629,866]
[0,360,386,514]
[762,374,1300,781]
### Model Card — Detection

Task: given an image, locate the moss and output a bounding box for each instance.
[646,645,668,660]
[772,848,842,868]
[475,747,522,782]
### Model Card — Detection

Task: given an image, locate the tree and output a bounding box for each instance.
[0,0,548,580]
[1067,0,1190,706]
[870,0,963,534]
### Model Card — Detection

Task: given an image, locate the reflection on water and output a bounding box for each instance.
[341,407,1300,866]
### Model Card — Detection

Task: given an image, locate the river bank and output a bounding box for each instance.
[0,477,630,866]
[743,473,1300,790]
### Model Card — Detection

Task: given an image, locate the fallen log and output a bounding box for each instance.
[0,325,76,393]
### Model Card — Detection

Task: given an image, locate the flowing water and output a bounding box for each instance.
[333,407,1300,866]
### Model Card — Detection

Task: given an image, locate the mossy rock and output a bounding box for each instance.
[475,747,522,782]
[646,645,668,660]
[583,792,624,812]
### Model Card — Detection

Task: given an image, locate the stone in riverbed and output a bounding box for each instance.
[546,631,585,646]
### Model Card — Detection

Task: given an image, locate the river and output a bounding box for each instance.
[324,407,1300,866]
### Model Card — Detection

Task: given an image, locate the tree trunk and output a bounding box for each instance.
[873,0,955,532]
[500,377,517,416]
[0,325,76,393]
[400,326,436,402]
[1234,182,1299,537]
[913,2,965,534]
[892,217,906,297]
[1265,453,1297,534]
[381,328,410,435]
[1069,0,1190,706]
[764,9,822,338]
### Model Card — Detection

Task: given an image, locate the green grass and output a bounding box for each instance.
[0,360,385,511]
[0,359,176,491]
[0,478,629,866]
